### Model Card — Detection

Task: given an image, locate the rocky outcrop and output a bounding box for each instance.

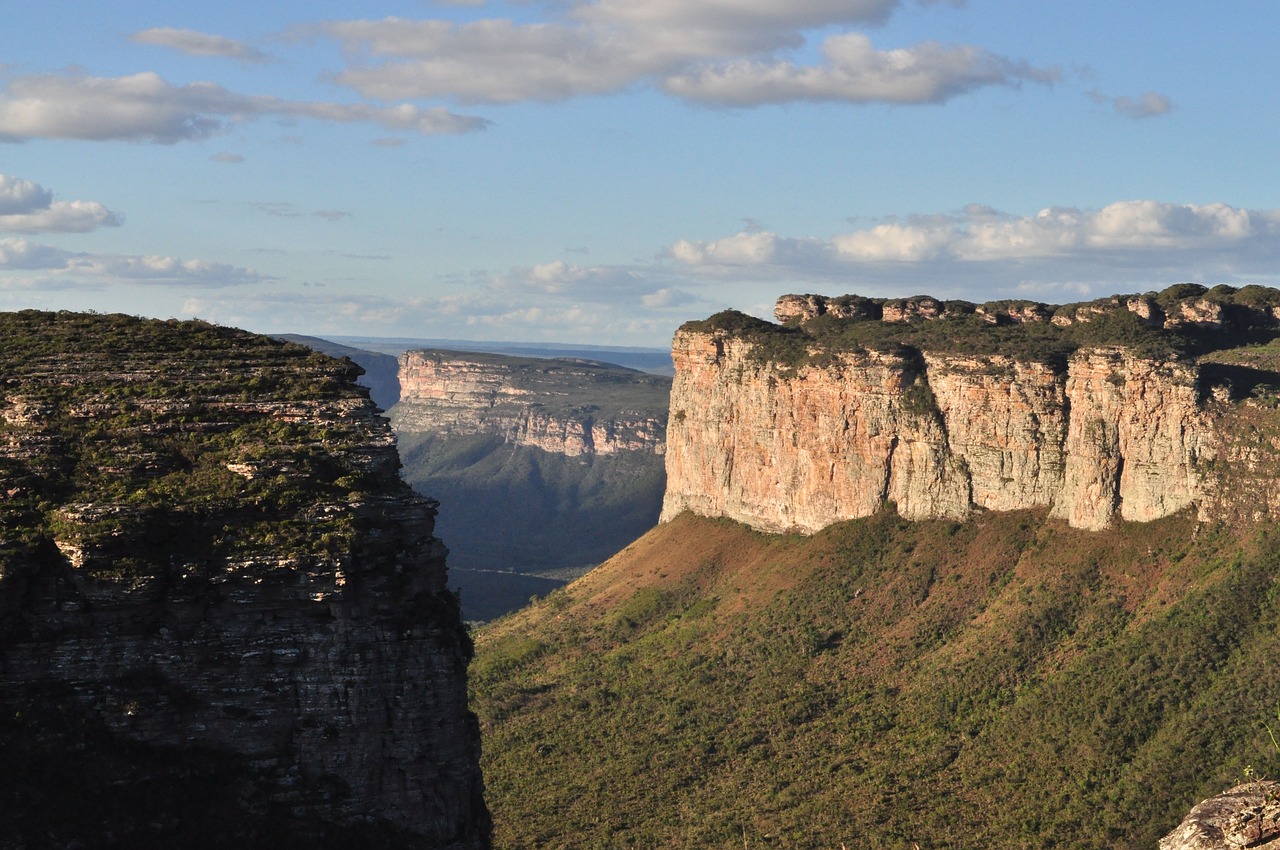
[392,349,666,457]
[0,312,488,848]
[1160,783,1280,849]
[662,288,1280,534]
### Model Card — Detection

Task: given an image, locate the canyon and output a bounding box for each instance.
[0,312,489,849]
[392,349,666,458]
[388,349,669,620]
[662,285,1280,535]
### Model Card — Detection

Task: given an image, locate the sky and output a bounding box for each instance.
[3,1,1279,348]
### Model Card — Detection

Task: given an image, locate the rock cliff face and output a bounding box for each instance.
[393,349,666,457]
[0,312,488,848]
[662,286,1280,534]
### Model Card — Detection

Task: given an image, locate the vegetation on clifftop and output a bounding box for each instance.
[0,310,397,578]
[680,284,1280,371]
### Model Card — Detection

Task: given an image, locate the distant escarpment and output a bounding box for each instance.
[0,312,488,848]
[662,284,1280,533]
[390,350,669,620]
[393,349,666,457]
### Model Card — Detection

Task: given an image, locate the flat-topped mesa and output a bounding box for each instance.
[393,349,668,457]
[663,285,1280,533]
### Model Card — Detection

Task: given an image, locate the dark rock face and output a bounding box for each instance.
[0,312,489,848]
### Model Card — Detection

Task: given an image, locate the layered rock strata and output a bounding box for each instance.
[662,288,1280,534]
[0,312,489,848]
[393,349,666,457]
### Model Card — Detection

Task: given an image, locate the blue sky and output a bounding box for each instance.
[3,0,1279,346]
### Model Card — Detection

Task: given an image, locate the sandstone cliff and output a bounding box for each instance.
[392,349,666,457]
[662,285,1280,533]
[0,312,489,848]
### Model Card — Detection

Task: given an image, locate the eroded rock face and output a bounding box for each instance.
[0,312,489,848]
[1160,783,1280,850]
[661,304,1249,534]
[393,349,666,457]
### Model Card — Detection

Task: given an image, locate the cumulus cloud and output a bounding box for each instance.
[0,174,122,233]
[489,259,675,303]
[0,236,267,286]
[318,3,1053,106]
[129,27,272,63]
[0,174,51,215]
[0,71,490,143]
[670,201,1280,291]
[665,34,1054,105]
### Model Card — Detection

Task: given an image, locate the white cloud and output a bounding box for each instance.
[573,0,900,31]
[1114,91,1172,118]
[0,71,490,143]
[0,174,122,233]
[0,236,268,286]
[318,5,1051,106]
[489,259,677,304]
[129,27,272,63]
[664,34,1055,105]
[670,201,1280,292]
[1087,87,1172,118]
[0,174,51,215]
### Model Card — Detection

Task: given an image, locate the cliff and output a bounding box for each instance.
[389,350,669,621]
[392,349,667,457]
[662,285,1280,533]
[275,333,402,411]
[0,312,489,848]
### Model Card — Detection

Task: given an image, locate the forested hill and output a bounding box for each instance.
[473,508,1280,849]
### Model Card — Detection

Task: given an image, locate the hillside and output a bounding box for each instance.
[473,509,1280,849]
[0,311,488,849]
[389,349,669,621]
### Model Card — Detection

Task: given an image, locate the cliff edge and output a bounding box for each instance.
[662,285,1280,533]
[0,312,489,848]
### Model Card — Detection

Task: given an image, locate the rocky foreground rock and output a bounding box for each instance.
[0,312,489,848]
[1160,782,1280,849]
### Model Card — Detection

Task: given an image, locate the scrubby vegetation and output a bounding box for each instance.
[0,310,391,579]
[683,284,1280,372]
[474,509,1280,849]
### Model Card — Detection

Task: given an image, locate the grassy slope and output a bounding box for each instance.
[473,510,1280,849]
